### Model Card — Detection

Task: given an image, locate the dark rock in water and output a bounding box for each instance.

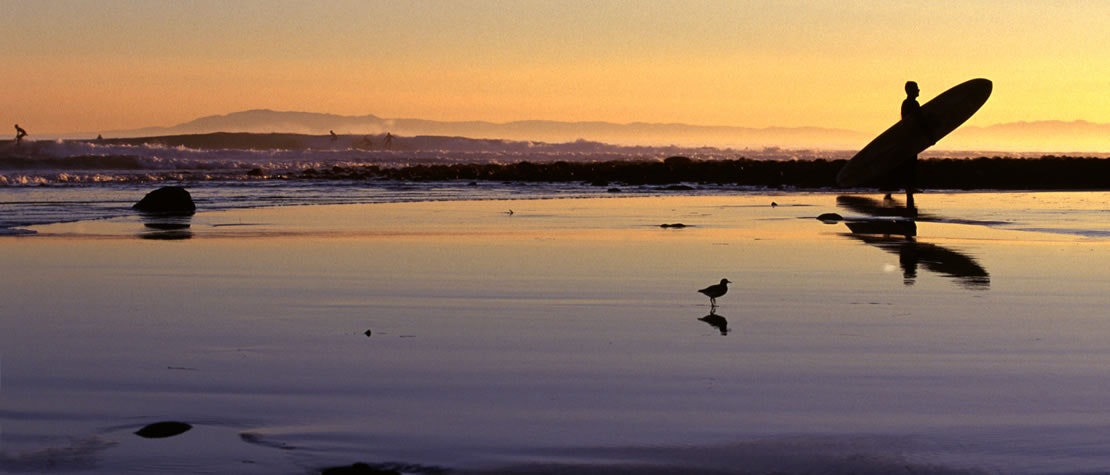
[816,212,843,223]
[364,329,372,337]
[135,421,192,439]
[321,462,401,475]
[660,223,687,228]
[607,187,622,193]
[133,186,196,215]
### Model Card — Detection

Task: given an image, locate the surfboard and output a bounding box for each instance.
[836,78,993,187]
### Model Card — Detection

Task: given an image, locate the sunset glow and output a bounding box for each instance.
[3,1,1110,137]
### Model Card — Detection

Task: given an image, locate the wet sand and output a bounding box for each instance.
[2,192,1110,474]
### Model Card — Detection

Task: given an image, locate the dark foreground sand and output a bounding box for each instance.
[2,192,1110,474]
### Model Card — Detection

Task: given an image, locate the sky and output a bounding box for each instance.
[3,0,1110,136]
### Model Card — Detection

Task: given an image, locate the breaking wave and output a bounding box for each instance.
[0,136,831,186]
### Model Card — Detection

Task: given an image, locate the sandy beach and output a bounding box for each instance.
[3,192,1110,474]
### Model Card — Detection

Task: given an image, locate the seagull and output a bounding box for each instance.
[698,278,731,307]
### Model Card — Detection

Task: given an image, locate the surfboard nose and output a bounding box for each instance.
[963,78,992,99]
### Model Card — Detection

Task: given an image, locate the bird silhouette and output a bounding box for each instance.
[698,278,731,308]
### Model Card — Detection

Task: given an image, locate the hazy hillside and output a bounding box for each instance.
[90,110,1110,153]
[97,109,868,150]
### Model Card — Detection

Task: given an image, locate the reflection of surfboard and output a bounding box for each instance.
[837,78,993,187]
[844,218,916,237]
[835,195,1010,228]
[846,234,990,289]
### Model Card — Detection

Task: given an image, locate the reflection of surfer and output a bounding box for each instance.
[14,124,27,144]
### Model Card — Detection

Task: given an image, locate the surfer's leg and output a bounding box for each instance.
[905,155,918,208]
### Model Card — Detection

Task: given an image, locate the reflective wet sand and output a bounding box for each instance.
[2,192,1109,474]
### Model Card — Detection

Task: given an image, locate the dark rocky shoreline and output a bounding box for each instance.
[285,156,1110,190]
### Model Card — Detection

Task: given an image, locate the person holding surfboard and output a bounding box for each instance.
[837,78,992,208]
[887,81,937,208]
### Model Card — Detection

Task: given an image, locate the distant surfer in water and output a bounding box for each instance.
[14,124,27,145]
[887,81,936,208]
[329,130,338,142]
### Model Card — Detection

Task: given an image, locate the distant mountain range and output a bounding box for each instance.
[88,109,1110,153]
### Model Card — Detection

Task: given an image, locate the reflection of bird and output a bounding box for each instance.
[698,313,729,335]
[698,278,731,307]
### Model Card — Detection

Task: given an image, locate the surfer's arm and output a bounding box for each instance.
[911,107,937,145]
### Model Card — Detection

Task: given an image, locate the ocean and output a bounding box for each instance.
[0,137,768,232]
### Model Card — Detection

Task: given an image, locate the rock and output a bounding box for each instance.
[135,421,192,439]
[816,212,843,223]
[320,462,401,475]
[660,223,687,228]
[133,186,196,215]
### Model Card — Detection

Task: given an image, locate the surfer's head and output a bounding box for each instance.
[904,81,919,98]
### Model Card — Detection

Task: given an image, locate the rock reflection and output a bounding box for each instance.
[698,313,730,335]
[138,214,193,240]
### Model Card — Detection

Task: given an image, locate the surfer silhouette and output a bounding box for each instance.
[886,81,936,208]
[357,135,373,149]
[329,130,338,142]
[14,124,27,145]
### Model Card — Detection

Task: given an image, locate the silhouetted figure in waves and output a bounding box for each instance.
[14,124,27,145]
[329,130,338,143]
[885,81,937,209]
[383,132,393,150]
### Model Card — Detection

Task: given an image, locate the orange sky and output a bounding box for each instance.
[3,1,1109,136]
